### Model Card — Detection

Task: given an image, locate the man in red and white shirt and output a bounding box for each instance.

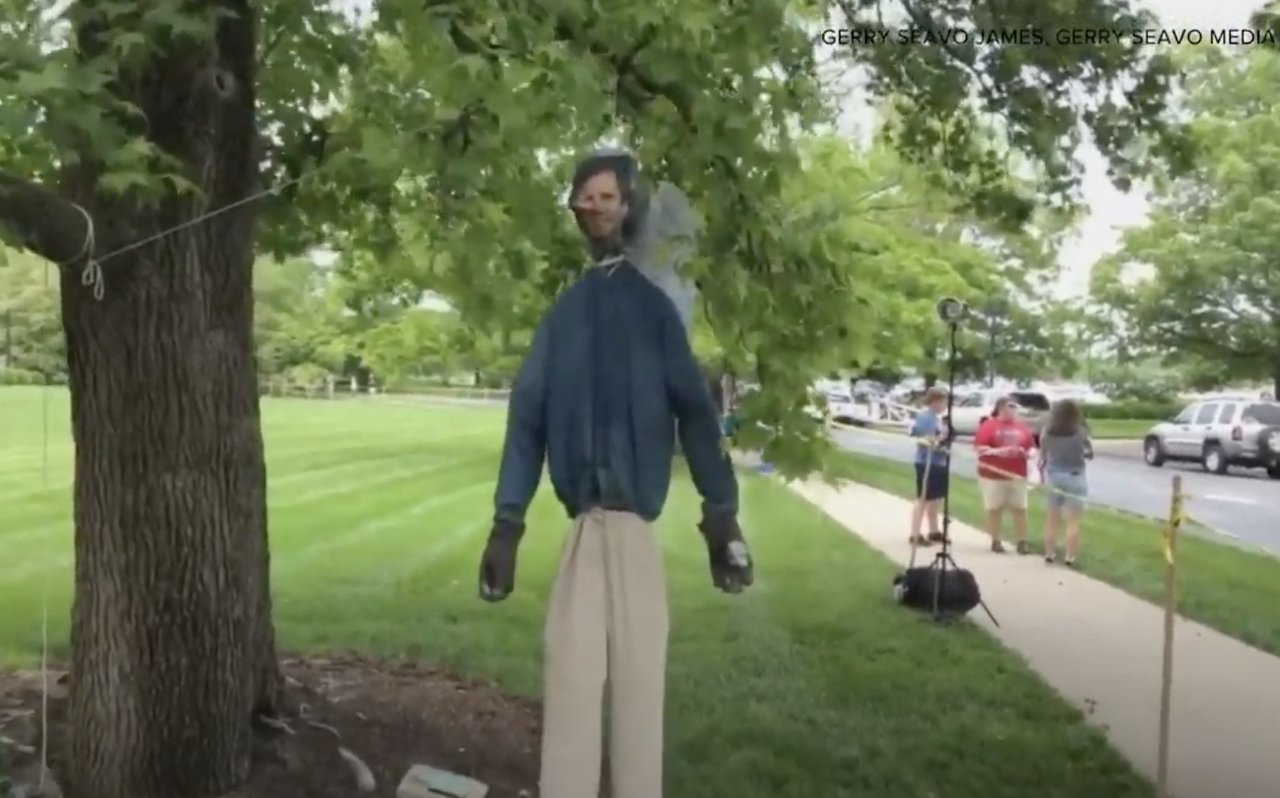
[973,396,1035,554]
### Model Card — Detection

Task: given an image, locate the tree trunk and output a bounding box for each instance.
[59,3,280,798]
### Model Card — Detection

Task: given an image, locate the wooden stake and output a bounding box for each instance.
[1156,474,1183,798]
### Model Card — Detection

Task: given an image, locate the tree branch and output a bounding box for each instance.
[0,172,94,265]
[560,21,695,129]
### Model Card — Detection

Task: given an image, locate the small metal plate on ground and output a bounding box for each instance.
[396,765,489,798]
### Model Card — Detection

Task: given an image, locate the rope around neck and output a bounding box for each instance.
[594,254,625,275]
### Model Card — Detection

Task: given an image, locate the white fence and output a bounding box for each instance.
[260,380,513,404]
[828,397,916,428]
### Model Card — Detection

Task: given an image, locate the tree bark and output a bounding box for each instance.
[62,247,279,797]
[33,3,283,797]
[0,173,94,264]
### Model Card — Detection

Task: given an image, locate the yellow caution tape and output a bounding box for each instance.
[1163,489,1186,565]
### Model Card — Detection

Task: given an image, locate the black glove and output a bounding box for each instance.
[478,519,524,602]
[697,510,754,594]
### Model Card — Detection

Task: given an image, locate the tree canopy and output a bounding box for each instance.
[1091,44,1280,397]
[0,0,1194,476]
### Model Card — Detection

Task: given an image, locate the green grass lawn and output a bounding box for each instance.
[1087,418,1155,439]
[831,450,1280,655]
[0,388,1152,798]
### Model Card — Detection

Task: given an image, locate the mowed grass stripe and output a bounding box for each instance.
[0,424,378,481]
[0,489,75,538]
[0,389,1151,798]
[0,391,509,663]
[0,441,432,539]
[276,468,495,576]
[0,433,488,547]
[0,402,494,528]
[267,452,500,548]
[0,423,472,516]
[0,447,488,563]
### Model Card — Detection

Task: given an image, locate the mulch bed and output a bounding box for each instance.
[0,654,542,798]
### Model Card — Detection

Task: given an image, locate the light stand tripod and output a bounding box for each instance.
[927,302,1000,627]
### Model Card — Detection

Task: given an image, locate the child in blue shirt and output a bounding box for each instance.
[908,387,950,546]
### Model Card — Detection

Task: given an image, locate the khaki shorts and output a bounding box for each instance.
[979,478,1027,511]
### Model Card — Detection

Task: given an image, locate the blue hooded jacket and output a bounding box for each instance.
[491,260,738,523]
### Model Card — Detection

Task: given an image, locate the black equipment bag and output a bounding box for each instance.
[893,566,981,615]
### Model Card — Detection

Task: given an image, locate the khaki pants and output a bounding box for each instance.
[540,509,668,798]
[978,477,1027,511]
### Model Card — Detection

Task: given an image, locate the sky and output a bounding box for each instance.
[1023,0,1258,296]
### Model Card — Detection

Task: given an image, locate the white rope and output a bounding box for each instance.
[61,204,96,265]
[57,174,302,301]
[38,264,52,793]
[80,260,104,301]
[63,203,104,300]
[95,178,295,266]
[594,253,625,275]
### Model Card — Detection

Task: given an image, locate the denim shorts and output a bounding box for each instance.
[1044,470,1087,512]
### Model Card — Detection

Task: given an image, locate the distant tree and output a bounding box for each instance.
[1092,46,1280,397]
[0,247,63,377]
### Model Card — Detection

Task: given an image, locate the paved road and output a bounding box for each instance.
[832,427,1280,552]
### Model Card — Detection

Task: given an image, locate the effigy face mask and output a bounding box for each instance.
[567,149,699,331]
[568,149,648,261]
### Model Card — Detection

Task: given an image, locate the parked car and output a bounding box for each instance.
[1142,399,1280,477]
[827,389,883,427]
[804,389,859,426]
[823,390,855,425]
[945,389,1052,438]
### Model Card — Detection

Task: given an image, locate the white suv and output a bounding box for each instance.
[1142,400,1280,477]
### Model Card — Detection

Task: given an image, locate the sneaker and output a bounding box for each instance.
[1015,540,1030,556]
[909,534,930,547]
[926,531,945,544]
[1044,552,1056,564]
[1063,556,1076,568]
[990,540,1006,553]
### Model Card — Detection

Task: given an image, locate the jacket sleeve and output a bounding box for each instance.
[660,302,738,515]
[493,316,550,523]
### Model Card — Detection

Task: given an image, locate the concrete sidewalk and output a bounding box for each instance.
[789,478,1280,798]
